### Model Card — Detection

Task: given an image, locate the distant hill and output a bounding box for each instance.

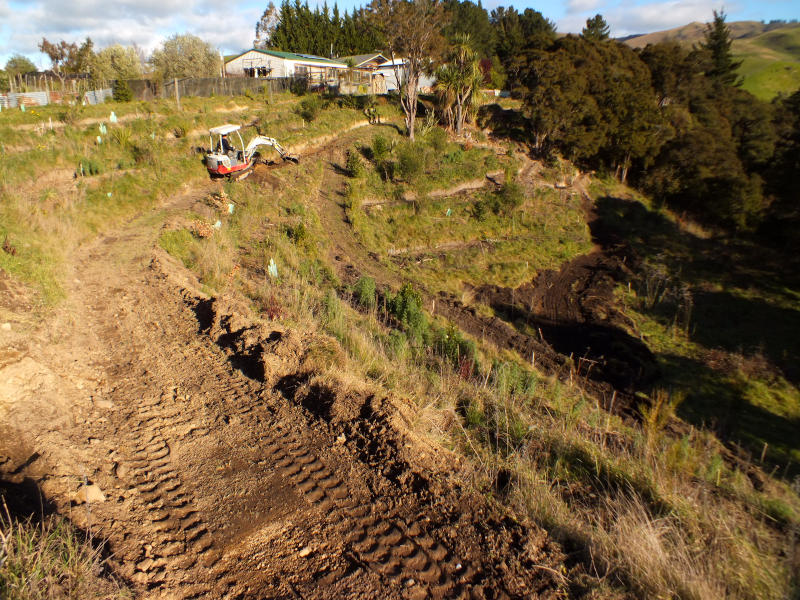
[621,21,800,100]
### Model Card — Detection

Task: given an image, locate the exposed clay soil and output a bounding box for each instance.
[1,166,567,598]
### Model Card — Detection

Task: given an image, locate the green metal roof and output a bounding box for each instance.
[227,49,347,67]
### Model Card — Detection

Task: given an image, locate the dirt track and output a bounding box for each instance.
[0,166,567,597]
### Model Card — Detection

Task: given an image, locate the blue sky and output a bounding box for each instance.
[0,0,797,68]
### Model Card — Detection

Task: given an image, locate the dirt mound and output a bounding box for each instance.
[471,252,658,392]
[246,162,285,187]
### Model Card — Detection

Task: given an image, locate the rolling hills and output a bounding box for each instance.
[622,20,800,99]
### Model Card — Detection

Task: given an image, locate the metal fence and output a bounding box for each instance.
[0,88,113,109]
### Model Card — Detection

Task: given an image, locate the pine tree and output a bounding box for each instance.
[581,14,610,41]
[700,10,742,86]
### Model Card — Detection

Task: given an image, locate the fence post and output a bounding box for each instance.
[174,77,181,111]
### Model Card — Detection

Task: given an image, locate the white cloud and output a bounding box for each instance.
[557,0,722,36]
[566,0,604,14]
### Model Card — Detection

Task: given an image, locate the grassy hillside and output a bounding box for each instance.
[622,21,800,99]
[735,26,800,99]
[3,94,799,598]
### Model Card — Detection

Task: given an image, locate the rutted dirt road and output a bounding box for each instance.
[1,172,566,597]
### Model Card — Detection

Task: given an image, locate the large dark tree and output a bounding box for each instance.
[491,6,555,93]
[522,37,665,180]
[442,0,495,59]
[269,1,382,56]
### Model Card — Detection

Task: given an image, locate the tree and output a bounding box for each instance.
[255,2,280,48]
[436,34,483,133]
[522,37,666,179]
[582,14,610,41]
[150,34,222,80]
[5,54,37,77]
[700,10,742,86]
[91,45,142,82]
[368,0,446,139]
[39,38,94,75]
[443,0,495,59]
[491,7,555,92]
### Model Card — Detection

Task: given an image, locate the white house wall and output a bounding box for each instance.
[225,51,289,77]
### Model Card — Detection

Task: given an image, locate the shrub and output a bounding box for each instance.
[497,180,524,214]
[112,79,133,103]
[471,199,488,221]
[426,127,448,154]
[59,104,82,125]
[433,324,476,369]
[297,95,323,122]
[131,140,154,165]
[371,134,393,180]
[353,276,376,309]
[387,283,430,346]
[77,157,103,176]
[290,77,308,96]
[110,126,132,150]
[346,146,364,178]
[396,142,424,183]
[284,221,308,246]
[371,134,391,163]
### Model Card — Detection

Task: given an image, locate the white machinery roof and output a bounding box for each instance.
[209,124,241,135]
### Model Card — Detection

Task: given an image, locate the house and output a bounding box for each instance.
[341,53,388,69]
[373,58,437,93]
[225,49,347,82]
[341,54,435,92]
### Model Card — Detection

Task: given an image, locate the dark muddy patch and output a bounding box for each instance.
[471,252,658,393]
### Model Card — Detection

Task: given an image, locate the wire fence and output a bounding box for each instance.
[0,73,390,109]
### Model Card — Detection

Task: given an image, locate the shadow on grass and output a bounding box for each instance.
[659,353,800,477]
[589,195,800,474]
[477,104,532,144]
[692,290,800,384]
[591,196,800,380]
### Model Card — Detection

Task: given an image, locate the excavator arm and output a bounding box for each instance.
[245,136,299,163]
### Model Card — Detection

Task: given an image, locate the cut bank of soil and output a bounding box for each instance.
[1,174,566,598]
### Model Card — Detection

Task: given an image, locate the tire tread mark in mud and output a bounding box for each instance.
[252,424,472,597]
[115,394,221,592]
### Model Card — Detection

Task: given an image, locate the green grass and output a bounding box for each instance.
[733,25,800,100]
[0,92,386,305]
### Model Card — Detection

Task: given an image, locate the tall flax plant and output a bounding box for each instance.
[435,34,484,135]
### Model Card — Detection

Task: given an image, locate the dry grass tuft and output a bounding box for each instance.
[0,503,127,599]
